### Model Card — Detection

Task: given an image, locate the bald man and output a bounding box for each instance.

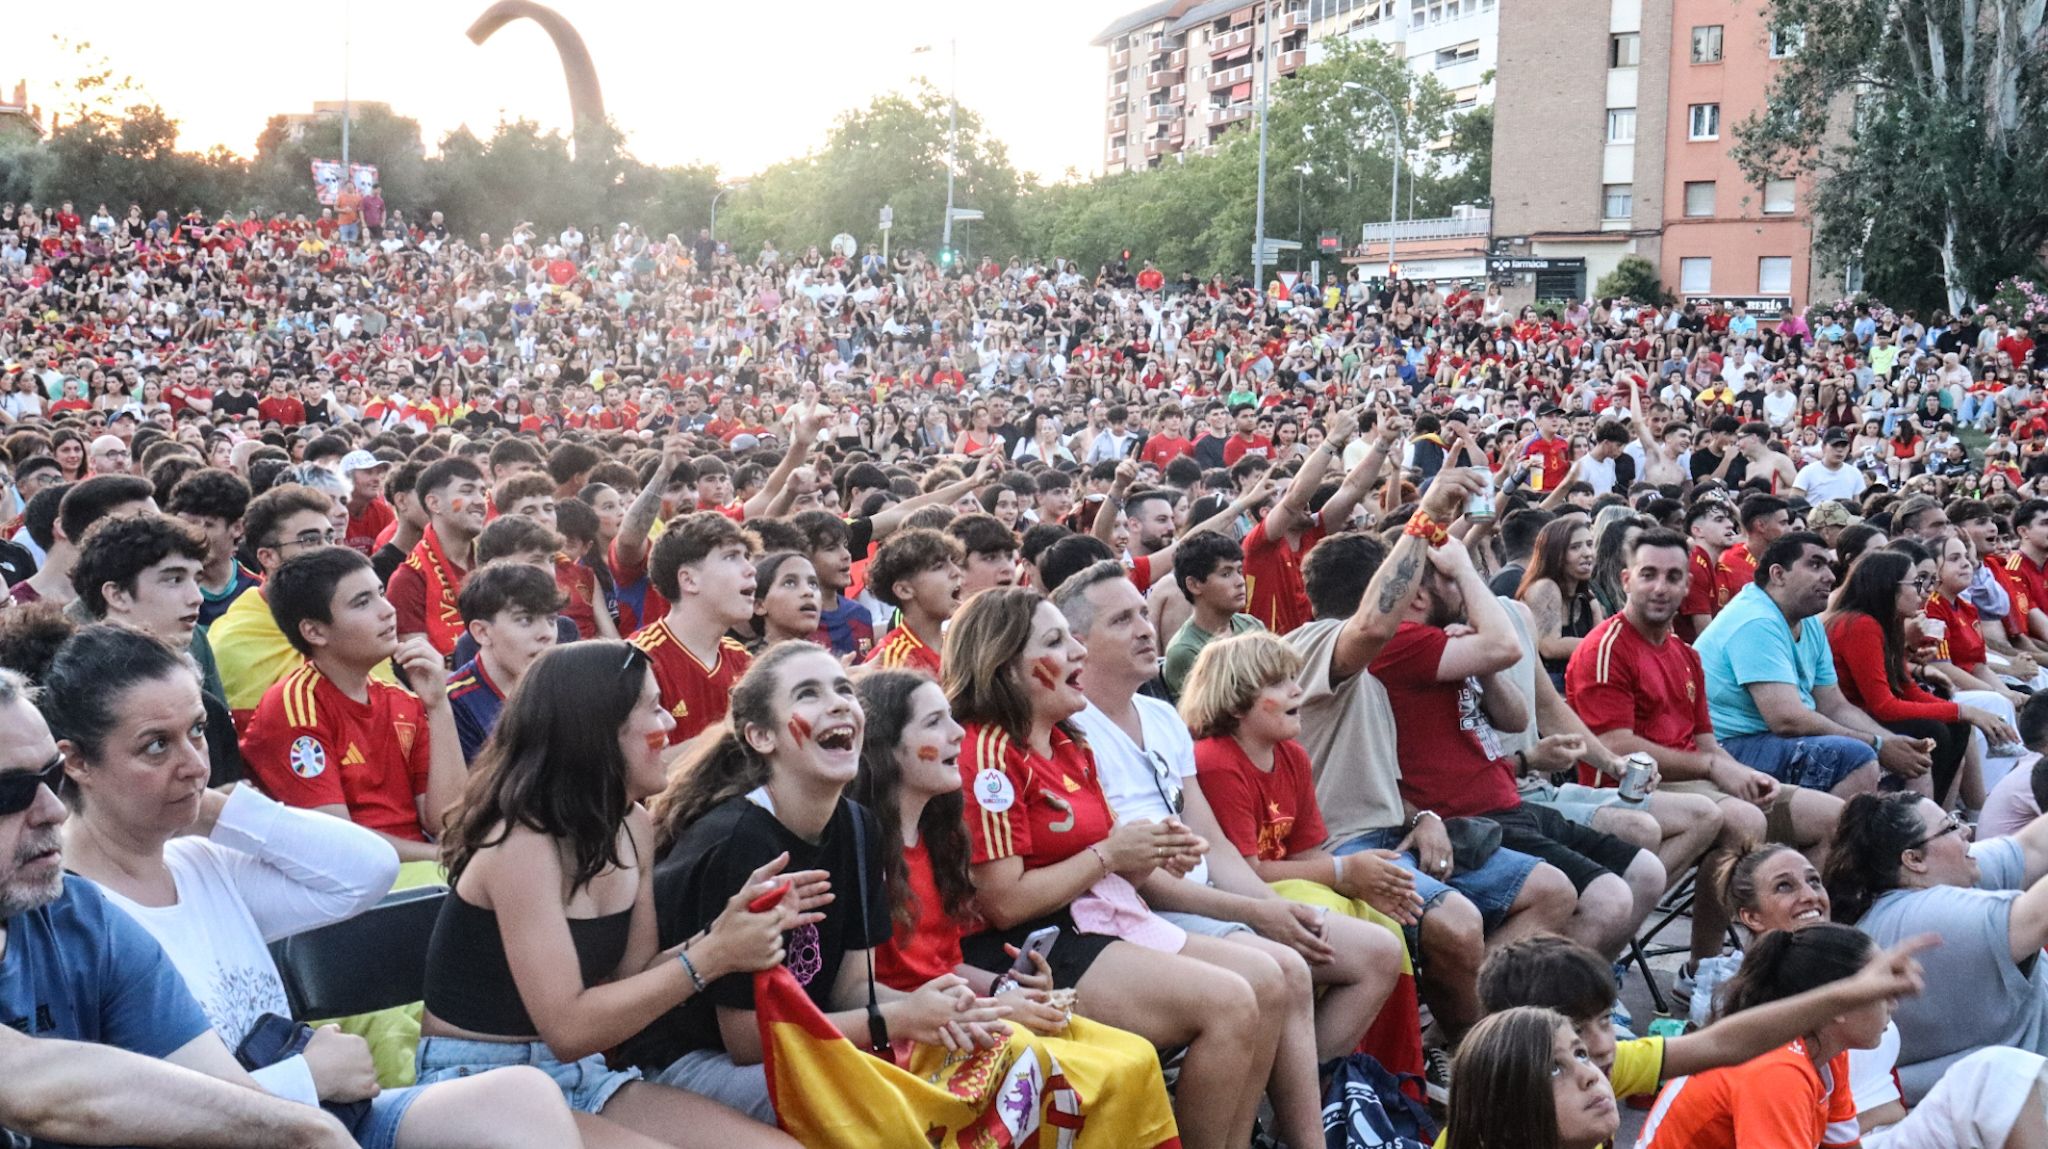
[88,434,134,475]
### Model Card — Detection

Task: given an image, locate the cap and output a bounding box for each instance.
[730,434,760,452]
[340,450,388,474]
[1823,428,1851,445]
[1807,500,1863,530]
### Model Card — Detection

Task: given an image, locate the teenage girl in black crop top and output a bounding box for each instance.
[417,641,828,1149]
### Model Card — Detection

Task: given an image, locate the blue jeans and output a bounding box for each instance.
[338,222,360,243]
[1331,827,1542,951]
[1720,731,1876,793]
[416,1036,641,1116]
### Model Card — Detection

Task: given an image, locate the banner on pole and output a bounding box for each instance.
[309,161,380,206]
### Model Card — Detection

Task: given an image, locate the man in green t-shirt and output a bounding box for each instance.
[1163,528,1265,697]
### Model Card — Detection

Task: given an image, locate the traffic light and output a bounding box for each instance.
[938,247,955,267]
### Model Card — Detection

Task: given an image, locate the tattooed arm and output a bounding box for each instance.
[1329,468,1486,681]
[614,435,688,572]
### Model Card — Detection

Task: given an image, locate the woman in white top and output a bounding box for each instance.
[47,624,585,1149]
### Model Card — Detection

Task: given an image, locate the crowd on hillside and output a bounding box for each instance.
[3,192,2048,1149]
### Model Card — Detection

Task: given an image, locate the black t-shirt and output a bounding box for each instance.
[620,794,888,1070]
[214,389,259,418]
[1689,447,1748,487]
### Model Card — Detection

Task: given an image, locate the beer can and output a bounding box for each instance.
[1619,753,1657,803]
[1466,470,1496,522]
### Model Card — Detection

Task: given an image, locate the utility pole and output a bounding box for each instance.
[939,38,958,261]
[1251,1,1273,288]
[341,0,352,169]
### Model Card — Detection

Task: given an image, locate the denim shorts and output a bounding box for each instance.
[352,1086,426,1149]
[1332,827,1542,950]
[1720,732,1875,793]
[415,1035,642,1115]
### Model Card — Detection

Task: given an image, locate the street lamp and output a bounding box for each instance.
[709,182,749,242]
[1341,80,1401,280]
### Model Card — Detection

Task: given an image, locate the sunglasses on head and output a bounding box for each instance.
[0,752,64,817]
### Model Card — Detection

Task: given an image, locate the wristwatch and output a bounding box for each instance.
[1409,809,1442,831]
[1871,733,1886,754]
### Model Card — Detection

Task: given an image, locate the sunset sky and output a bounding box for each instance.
[15,0,1116,182]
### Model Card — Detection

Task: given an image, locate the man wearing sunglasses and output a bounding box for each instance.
[0,669,355,1149]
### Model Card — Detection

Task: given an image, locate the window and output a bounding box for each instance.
[1683,181,1716,217]
[1606,108,1637,143]
[1689,103,1721,140]
[1758,257,1793,294]
[1449,86,1481,110]
[1436,41,1480,68]
[1680,257,1713,294]
[1770,24,1804,58]
[1603,184,1633,220]
[1610,33,1640,68]
[1763,178,1796,214]
[1691,25,1724,64]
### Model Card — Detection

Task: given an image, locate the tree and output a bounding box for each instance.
[1595,254,1672,305]
[250,103,428,219]
[1733,0,2048,311]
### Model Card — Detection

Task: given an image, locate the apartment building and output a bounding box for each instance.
[1306,0,1498,122]
[1094,0,1313,173]
[1490,0,1829,309]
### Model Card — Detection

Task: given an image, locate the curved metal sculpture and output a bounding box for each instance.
[466,0,607,156]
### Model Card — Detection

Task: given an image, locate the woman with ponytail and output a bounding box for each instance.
[1824,789,2048,1104]
[632,642,1010,1125]
[1638,924,1904,1148]
[418,641,812,1149]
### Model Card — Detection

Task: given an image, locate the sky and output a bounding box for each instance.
[14,0,1117,182]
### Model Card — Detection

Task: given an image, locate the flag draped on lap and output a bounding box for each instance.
[1268,879,1426,1084]
[755,965,1181,1149]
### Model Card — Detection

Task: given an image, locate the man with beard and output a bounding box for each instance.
[1696,532,1930,798]
[0,668,357,1149]
[1372,530,1664,962]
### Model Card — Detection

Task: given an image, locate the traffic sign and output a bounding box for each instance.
[879,205,893,231]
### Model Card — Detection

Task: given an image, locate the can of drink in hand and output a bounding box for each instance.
[1466,470,1496,521]
[1619,753,1657,803]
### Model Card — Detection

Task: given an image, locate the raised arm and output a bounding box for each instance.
[740,408,822,520]
[614,435,689,572]
[1328,470,1485,680]
[870,451,1003,543]
[1264,410,1356,537]
[1314,415,1392,531]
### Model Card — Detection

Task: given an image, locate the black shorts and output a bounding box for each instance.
[1482,803,1644,894]
[960,908,1117,990]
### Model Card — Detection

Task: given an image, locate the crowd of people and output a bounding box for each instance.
[3,191,2048,1149]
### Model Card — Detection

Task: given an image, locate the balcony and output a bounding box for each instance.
[1211,26,1255,55]
[1207,102,1253,127]
[1209,62,1254,90]
[1275,9,1309,34]
[1108,145,1127,166]
[1276,48,1307,72]
[1111,80,1129,99]
[1357,211,1492,244]
[1169,83,1186,102]
[1168,48,1188,69]
[1147,65,1183,88]
[1146,102,1178,122]
[1110,46,1130,69]
[1145,137,1182,158]
[1107,113,1128,134]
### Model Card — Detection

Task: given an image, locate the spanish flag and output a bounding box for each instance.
[1268,880,1427,1086]
[755,965,1181,1149]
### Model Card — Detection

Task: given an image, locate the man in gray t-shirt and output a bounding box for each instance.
[1855,818,2048,1102]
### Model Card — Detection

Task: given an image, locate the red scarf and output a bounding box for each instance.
[404,524,468,656]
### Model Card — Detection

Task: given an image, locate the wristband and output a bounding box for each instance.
[1403,513,1449,546]
[676,942,709,993]
[1088,843,1112,875]
[990,975,1019,997]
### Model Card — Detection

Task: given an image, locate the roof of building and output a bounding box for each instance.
[1092,0,1189,45]
[1168,0,1249,35]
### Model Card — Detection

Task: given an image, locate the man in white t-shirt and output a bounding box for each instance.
[1792,430,1869,502]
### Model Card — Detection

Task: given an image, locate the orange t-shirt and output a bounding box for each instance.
[1637,1041,1860,1149]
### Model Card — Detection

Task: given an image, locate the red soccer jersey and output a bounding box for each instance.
[630,618,751,744]
[1222,433,1273,466]
[864,626,942,677]
[1369,622,1522,817]
[1677,545,1720,639]
[1138,435,1194,470]
[1992,557,2036,641]
[1714,541,1757,609]
[240,663,432,842]
[1566,614,1714,786]
[2005,552,2048,641]
[960,723,1114,870]
[1925,590,1987,669]
[1522,435,1571,491]
[1241,519,1322,635]
[344,498,395,557]
[1193,735,1327,861]
[873,840,964,992]
[257,395,306,426]
[555,558,604,640]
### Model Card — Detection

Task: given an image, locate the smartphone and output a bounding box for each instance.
[1009,925,1060,974]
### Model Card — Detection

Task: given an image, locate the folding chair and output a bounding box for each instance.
[269,885,447,1019]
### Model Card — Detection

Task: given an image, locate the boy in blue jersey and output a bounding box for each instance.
[447,560,564,762]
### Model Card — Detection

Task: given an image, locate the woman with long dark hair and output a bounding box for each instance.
[1442,1007,1617,1149]
[1824,790,2048,1103]
[1638,924,1903,1148]
[941,588,1291,1149]
[1517,517,1605,685]
[635,642,1010,1125]
[47,624,587,1149]
[850,668,1179,1146]
[418,641,812,1149]
[1824,548,2009,805]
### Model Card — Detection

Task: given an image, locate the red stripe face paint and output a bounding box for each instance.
[915,745,943,762]
[1030,657,1063,691]
[786,715,812,747]
[645,731,669,752]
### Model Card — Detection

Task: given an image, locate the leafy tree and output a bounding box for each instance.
[249,103,428,219]
[1595,254,1671,305]
[1732,0,2048,311]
